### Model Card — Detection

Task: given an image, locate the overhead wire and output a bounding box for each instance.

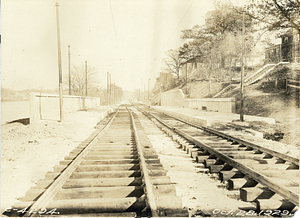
[161,0,196,51]
[109,0,124,74]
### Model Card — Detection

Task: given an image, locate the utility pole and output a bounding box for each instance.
[68,45,71,95]
[114,82,115,104]
[209,52,212,97]
[109,73,112,104]
[148,78,150,100]
[55,2,63,122]
[144,84,146,100]
[240,11,245,122]
[186,63,188,94]
[141,79,143,101]
[107,72,109,105]
[85,61,88,97]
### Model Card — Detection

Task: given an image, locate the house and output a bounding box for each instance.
[265,28,300,63]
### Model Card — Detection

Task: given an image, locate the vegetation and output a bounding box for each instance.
[63,64,123,105]
[153,0,300,95]
[2,63,124,104]
[246,0,300,34]
[1,87,56,102]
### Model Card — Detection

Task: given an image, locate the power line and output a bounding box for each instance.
[161,0,196,50]
[109,0,124,73]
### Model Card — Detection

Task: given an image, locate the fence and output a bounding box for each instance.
[286,79,300,94]
[30,93,100,123]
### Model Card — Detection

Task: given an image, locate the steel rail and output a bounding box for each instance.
[128,107,159,217]
[140,107,299,206]
[146,107,299,166]
[23,108,119,217]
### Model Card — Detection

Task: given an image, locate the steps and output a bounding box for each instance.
[218,62,290,96]
[212,84,238,98]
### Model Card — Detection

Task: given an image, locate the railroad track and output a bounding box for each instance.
[137,104,299,216]
[4,106,187,217]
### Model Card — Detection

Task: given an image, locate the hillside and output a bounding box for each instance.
[181,79,299,147]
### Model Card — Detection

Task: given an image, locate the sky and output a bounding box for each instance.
[1,0,247,92]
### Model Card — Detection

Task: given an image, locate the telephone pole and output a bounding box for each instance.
[85,61,88,96]
[186,63,188,94]
[68,45,71,95]
[113,82,115,104]
[55,2,63,122]
[107,72,110,105]
[240,11,245,122]
[109,73,112,104]
[148,78,150,100]
[141,79,143,101]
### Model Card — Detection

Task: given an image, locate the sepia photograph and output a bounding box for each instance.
[1,0,299,217]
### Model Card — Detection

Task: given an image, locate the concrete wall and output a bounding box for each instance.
[158,89,236,113]
[185,98,236,113]
[160,89,185,107]
[30,93,100,123]
[151,93,161,106]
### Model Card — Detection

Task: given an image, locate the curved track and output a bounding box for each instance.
[137,104,299,215]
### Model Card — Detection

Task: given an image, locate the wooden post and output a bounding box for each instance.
[109,73,112,104]
[85,61,88,97]
[107,72,109,104]
[186,63,188,94]
[55,2,63,122]
[240,11,245,122]
[209,53,212,96]
[114,82,115,104]
[141,79,143,101]
[39,93,42,120]
[279,44,282,63]
[68,45,71,95]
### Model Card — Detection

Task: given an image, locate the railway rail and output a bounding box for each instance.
[136,104,299,215]
[4,103,299,217]
[4,106,187,217]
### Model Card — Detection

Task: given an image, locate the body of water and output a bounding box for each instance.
[1,101,30,125]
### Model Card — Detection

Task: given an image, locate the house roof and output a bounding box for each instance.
[183,56,203,64]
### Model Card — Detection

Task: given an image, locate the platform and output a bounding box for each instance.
[152,106,276,126]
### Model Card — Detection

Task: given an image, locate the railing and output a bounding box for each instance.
[286,79,300,94]
[265,42,300,63]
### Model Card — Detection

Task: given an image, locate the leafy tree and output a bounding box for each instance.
[152,71,178,95]
[218,0,300,34]
[181,5,256,72]
[250,0,299,34]
[178,5,259,94]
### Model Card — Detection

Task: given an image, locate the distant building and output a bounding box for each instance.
[180,56,205,80]
[265,28,300,63]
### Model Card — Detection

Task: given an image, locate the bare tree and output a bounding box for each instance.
[163,49,186,81]
[65,64,99,96]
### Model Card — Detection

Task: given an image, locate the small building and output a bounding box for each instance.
[180,56,205,80]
